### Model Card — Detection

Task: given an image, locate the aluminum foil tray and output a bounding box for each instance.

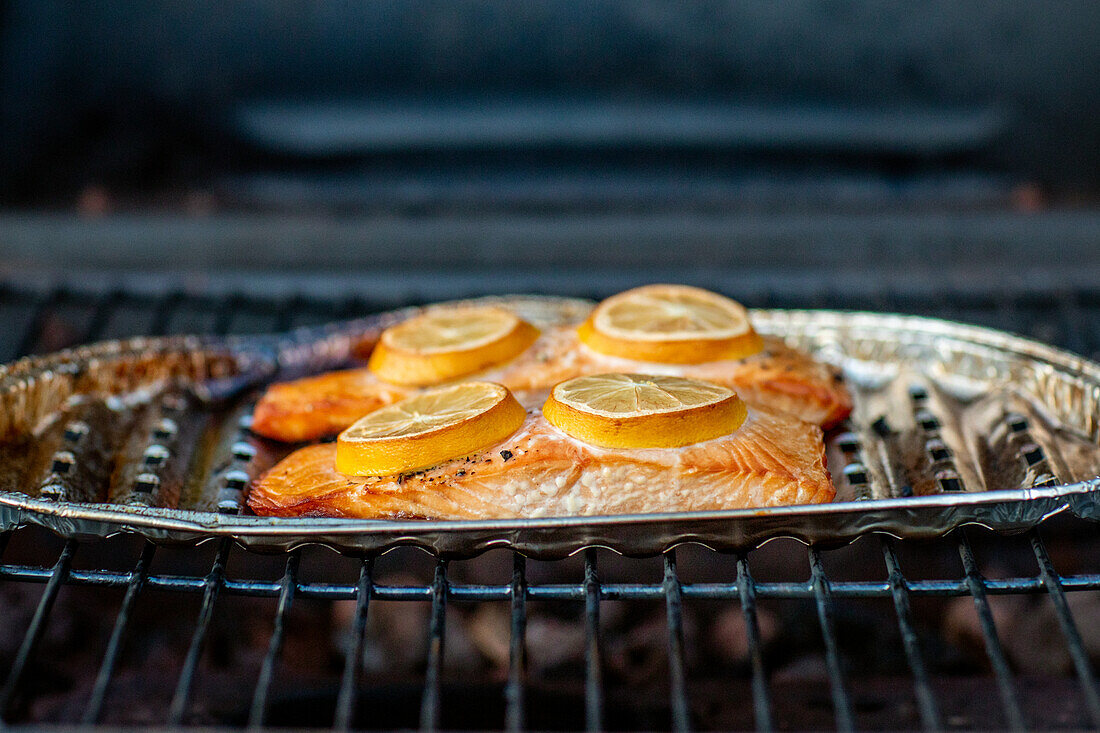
[1,295,1099,558]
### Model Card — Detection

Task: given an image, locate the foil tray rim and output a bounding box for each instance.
[2,480,1099,535]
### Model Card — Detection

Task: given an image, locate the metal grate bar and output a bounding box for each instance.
[808,547,855,732]
[212,295,244,336]
[334,557,374,732]
[147,291,185,337]
[1030,531,1100,727]
[12,563,1100,601]
[663,551,691,733]
[82,290,123,343]
[336,295,369,321]
[880,537,941,731]
[273,295,306,332]
[583,548,604,733]
[0,538,77,722]
[1055,291,1090,356]
[505,553,527,733]
[11,288,61,359]
[995,292,1025,337]
[956,533,1026,731]
[419,560,448,732]
[737,554,774,732]
[81,542,157,724]
[247,550,301,729]
[167,538,232,725]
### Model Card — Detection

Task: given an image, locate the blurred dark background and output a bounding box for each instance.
[1,2,1099,286]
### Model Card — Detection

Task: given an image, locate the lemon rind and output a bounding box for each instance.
[369,317,539,386]
[578,317,763,364]
[542,377,748,450]
[336,385,527,475]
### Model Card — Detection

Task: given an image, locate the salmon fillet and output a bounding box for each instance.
[251,370,412,443]
[252,328,851,442]
[247,407,834,519]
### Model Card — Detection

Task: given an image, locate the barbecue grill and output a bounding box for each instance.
[1,279,1100,731]
[4,3,1100,729]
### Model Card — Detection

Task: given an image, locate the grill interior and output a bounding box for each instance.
[2,280,1100,731]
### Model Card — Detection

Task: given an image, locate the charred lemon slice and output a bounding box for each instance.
[336,381,526,475]
[542,373,747,449]
[578,284,763,363]
[368,306,540,387]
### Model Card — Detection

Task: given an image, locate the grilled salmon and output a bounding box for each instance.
[247,407,834,519]
[251,327,851,442]
[251,370,413,443]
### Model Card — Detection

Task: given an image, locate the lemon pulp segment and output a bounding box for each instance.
[578,284,763,363]
[542,373,747,449]
[368,306,540,386]
[336,381,526,475]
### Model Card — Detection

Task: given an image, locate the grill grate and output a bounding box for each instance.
[1,280,1100,730]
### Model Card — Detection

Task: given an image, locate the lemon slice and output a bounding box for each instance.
[542,373,747,449]
[336,381,526,475]
[578,284,763,363]
[368,305,540,386]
